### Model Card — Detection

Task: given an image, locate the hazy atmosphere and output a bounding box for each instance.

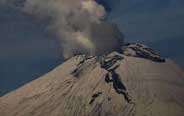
[0,0,184,96]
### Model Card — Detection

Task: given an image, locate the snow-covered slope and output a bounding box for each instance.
[0,44,184,116]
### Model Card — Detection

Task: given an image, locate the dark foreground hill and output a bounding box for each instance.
[0,43,184,116]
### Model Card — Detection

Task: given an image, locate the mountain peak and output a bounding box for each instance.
[0,43,184,116]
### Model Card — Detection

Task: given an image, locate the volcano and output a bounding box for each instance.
[0,43,184,116]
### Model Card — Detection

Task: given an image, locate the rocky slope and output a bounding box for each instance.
[0,43,184,116]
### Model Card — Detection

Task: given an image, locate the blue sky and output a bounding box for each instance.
[108,0,184,41]
[0,0,184,96]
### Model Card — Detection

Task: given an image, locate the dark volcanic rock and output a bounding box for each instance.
[124,43,165,62]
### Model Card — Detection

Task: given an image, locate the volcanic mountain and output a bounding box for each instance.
[0,43,184,116]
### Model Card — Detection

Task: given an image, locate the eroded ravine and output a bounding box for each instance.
[71,52,134,104]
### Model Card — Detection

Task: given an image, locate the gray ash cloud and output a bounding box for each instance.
[0,0,124,59]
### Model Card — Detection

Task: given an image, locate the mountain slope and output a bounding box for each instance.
[0,44,184,116]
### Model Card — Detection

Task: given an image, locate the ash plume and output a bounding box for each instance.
[1,0,124,59]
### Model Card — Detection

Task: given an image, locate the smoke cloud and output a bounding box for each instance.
[1,0,124,59]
